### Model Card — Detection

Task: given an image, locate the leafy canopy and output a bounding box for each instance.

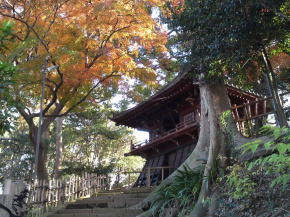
[0,21,16,135]
[165,0,289,80]
[0,0,182,120]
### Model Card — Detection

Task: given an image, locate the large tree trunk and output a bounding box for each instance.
[29,126,50,181]
[37,142,49,181]
[136,83,244,217]
[54,117,64,179]
[188,83,235,216]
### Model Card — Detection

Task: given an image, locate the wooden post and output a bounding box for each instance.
[56,179,59,206]
[264,100,267,114]
[161,168,164,181]
[73,175,77,200]
[130,140,134,150]
[247,100,252,118]
[233,104,242,134]
[49,180,52,207]
[146,167,151,187]
[62,179,65,203]
[244,105,249,120]
[244,104,252,136]
[88,173,91,196]
[68,177,71,202]
[77,175,80,198]
[92,174,96,194]
[42,180,47,213]
[255,98,259,116]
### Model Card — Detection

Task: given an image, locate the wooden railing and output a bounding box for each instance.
[113,166,176,188]
[27,173,108,217]
[231,92,290,136]
[144,166,174,187]
[113,171,142,188]
[131,118,197,151]
[130,92,290,149]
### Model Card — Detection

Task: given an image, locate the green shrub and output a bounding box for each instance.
[226,126,290,200]
[225,164,256,199]
[150,166,202,217]
[242,126,290,189]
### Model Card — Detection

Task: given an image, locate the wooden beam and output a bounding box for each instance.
[185,132,195,139]
[154,147,160,153]
[170,139,179,146]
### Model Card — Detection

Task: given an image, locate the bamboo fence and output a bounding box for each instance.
[27,173,108,217]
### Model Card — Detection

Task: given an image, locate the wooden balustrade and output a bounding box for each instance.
[27,173,108,217]
[231,91,290,136]
[113,171,142,188]
[112,167,174,188]
[130,92,290,150]
[145,167,174,187]
[131,119,197,150]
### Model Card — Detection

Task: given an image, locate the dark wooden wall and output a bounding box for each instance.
[134,141,196,187]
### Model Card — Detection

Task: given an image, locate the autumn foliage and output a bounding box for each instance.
[0,0,183,115]
[0,0,183,179]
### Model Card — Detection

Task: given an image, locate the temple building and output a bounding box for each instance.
[112,73,271,187]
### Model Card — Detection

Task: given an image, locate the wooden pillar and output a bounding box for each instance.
[146,167,151,187]
[255,99,259,116]
[263,100,267,114]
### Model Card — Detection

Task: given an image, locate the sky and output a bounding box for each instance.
[134,129,149,142]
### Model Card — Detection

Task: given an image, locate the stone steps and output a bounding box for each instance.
[47,188,151,217]
[48,209,143,217]
[66,198,143,209]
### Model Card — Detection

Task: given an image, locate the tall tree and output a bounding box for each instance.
[165,0,289,125]
[0,0,177,180]
[138,1,289,216]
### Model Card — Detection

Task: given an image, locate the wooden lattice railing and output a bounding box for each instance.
[27,173,108,217]
[231,92,290,136]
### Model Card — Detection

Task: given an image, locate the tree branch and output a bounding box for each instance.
[44,72,118,117]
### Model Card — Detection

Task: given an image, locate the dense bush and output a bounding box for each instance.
[150,166,202,217]
[226,126,290,199]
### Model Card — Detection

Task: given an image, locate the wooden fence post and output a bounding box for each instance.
[27,173,110,217]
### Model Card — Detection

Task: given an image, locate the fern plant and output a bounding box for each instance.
[241,125,290,190]
[150,166,202,217]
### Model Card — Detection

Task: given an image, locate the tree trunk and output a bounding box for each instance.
[189,83,236,217]
[136,83,243,217]
[30,126,50,181]
[37,143,49,181]
[54,117,64,179]
[262,49,288,127]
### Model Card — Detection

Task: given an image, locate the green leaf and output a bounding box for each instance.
[277,143,287,154]
[264,141,272,150]
[273,128,281,139]
[251,143,259,153]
